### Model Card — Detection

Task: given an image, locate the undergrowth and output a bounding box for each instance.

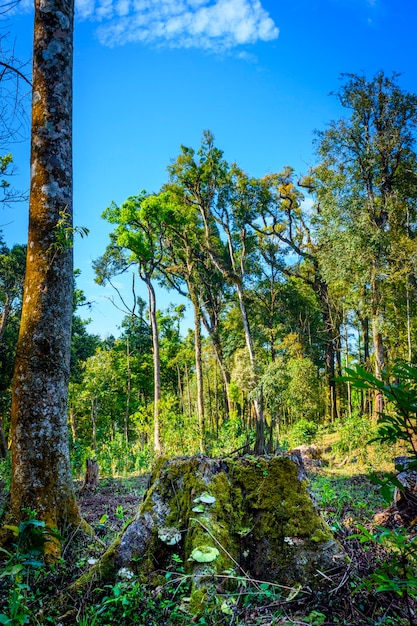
[3,363,417,626]
[0,460,414,626]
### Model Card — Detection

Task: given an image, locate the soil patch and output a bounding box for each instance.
[76,474,149,535]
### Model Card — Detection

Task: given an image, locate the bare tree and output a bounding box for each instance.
[0,1,31,204]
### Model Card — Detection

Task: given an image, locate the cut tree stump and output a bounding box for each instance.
[81,459,99,491]
[69,455,345,617]
[374,456,417,527]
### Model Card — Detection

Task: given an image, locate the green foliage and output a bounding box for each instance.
[289,418,318,446]
[286,357,323,422]
[0,154,27,205]
[261,348,324,430]
[71,436,153,478]
[78,574,194,625]
[343,361,417,625]
[310,473,384,527]
[208,410,251,456]
[351,525,417,625]
[0,154,13,188]
[0,514,56,625]
[334,413,375,459]
[342,362,417,456]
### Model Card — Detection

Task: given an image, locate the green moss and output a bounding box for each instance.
[310,528,333,543]
[68,454,343,616]
[189,588,208,615]
[230,456,328,541]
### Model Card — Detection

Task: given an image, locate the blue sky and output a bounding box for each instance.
[2,0,417,337]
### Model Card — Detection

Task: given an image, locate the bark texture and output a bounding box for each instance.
[81,459,99,491]
[9,0,82,551]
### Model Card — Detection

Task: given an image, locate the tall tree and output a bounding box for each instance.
[0,240,26,457]
[7,0,84,557]
[168,132,267,454]
[258,168,341,420]
[96,193,168,455]
[142,191,207,450]
[315,72,417,413]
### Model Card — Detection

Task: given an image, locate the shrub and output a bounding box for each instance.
[289,418,318,446]
[334,413,375,458]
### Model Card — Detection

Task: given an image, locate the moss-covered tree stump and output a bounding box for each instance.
[70,455,345,615]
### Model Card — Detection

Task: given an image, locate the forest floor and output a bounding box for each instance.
[71,446,416,626]
[77,474,149,536]
[1,444,416,625]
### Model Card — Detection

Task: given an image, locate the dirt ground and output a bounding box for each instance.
[76,474,149,535]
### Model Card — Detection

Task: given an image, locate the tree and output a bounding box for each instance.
[0,239,26,458]
[168,132,268,453]
[258,167,341,421]
[315,72,417,413]
[96,193,168,455]
[141,191,207,450]
[7,0,85,557]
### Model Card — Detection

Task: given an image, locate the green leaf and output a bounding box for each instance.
[0,564,24,578]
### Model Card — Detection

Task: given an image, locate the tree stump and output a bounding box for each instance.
[71,455,345,617]
[81,459,99,491]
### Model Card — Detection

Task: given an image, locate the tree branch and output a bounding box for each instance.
[0,60,31,87]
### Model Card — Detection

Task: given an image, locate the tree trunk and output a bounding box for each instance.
[235,282,265,454]
[69,407,77,442]
[323,306,337,422]
[124,336,131,445]
[201,314,231,420]
[147,277,162,454]
[406,277,412,364]
[176,363,185,415]
[81,458,99,491]
[8,0,83,558]
[191,292,205,451]
[344,324,352,419]
[371,264,385,416]
[185,363,192,420]
[358,307,372,416]
[66,455,345,621]
[91,398,97,450]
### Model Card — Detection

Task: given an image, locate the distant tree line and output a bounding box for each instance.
[2,71,417,473]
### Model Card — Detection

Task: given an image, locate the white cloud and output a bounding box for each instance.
[75,0,279,51]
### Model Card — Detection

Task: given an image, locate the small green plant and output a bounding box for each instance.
[0,513,55,625]
[115,505,127,521]
[51,208,89,255]
[289,418,318,446]
[351,525,417,626]
[0,584,32,625]
[292,611,326,626]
